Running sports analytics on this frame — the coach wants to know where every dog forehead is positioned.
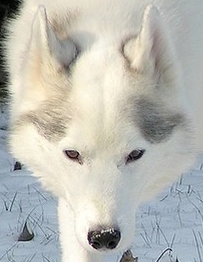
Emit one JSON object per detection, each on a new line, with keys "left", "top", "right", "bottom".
{"left": 67, "top": 67, "right": 137, "bottom": 150}
{"left": 64, "top": 117, "right": 138, "bottom": 156}
{"left": 70, "top": 48, "right": 131, "bottom": 119}
{"left": 72, "top": 45, "right": 126, "bottom": 86}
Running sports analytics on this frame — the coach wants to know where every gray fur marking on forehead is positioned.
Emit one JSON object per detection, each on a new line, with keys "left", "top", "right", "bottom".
{"left": 16, "top": 98, "right": 71, "bottom": 142}
{"left": 136, "top": 97, "right": 185, "bottom": 143}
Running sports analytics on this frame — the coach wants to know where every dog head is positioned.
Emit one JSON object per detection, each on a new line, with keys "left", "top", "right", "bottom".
{"left": 9, "top": 5, "right": 196, "bottom": 253}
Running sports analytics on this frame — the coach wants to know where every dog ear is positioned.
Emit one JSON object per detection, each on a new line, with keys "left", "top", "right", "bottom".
{"left": 123, "top": 5, "right": 175, "bottom": 77}
{"left": 27, "top": 5, "right": 77, "bottom": 73}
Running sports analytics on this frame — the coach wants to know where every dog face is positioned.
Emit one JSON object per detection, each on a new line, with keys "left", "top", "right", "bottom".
{"left": 9, "top": 5, "right": 196, "bottom": 253}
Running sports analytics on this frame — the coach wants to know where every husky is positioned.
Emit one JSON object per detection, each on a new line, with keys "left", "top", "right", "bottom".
{"left": 4, "top": 0, "right": 203, "bottom": 261}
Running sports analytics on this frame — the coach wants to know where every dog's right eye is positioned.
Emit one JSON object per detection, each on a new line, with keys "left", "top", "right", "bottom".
{"left": 64, "top": 150, "right": 82, "bottom": 164}
{"left": 125, "top": 149, "right": 145, "bottom": 164}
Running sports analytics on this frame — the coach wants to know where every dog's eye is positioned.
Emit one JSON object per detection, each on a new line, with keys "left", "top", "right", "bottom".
{"left": 126, "top": 149, "right": 145, "bottom": 164}
{"left": 64, "top": 150, "right": 82, "bottom": 164}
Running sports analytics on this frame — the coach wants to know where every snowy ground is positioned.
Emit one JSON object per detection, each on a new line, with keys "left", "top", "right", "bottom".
{"left": 1, "top": 104, "right": 203, "bottom": 262}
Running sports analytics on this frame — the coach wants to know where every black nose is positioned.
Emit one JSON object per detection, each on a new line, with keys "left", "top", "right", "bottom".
{"left": 87, "top": 227, "right": 121, "bottom": 250}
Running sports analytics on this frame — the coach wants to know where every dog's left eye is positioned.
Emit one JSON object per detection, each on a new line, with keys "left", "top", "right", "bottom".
{"left": 126, "top": 149, "right": 145, "bottom": 164}
{"left": 64, "top": 150, "right": 82, "bottom": 164}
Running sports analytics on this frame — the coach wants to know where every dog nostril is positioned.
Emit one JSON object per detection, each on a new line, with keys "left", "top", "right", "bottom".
{"left": 107, "top": 240, "right": 118, "bottom": 249}
{"left": 91, "top": 240, "right": 102, "bottom": 249}
{"left": 87, "top": 227, "right": 121, "bottom": 250}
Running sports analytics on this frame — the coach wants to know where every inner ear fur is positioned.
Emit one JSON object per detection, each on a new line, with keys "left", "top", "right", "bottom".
{"left": 122, "top": 4, "right": 177, "bottom": 78}
{"left": 26, "top": 5, "right": 78, "bottom": 76}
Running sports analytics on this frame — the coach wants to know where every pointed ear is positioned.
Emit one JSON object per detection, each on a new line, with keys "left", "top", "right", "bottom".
{"left": 27, "top": 5, "right": 77, "bottom": 73}
{"left": 123, "top": 5, "right": 175, "bottom": 76}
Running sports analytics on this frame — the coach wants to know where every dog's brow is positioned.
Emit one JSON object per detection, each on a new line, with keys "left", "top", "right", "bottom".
{"left": 16, "top": 99, "right": 71, "bottom": 141}
{"left": 136, "top": 98, "right": 185, "bottom": 143}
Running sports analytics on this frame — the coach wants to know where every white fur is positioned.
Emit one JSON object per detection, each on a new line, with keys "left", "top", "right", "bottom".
{"left": 5, "top": 0, "right": 203, "bottom": 261}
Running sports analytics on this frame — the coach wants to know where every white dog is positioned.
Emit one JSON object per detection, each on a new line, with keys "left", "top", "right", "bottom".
{"left": 5, "top": 0, "right": 203, "bottom": 261}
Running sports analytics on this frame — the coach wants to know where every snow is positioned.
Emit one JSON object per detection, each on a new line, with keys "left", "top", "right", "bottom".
{"left": 1, "top": 104, "right": 203, "bottom": 262}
